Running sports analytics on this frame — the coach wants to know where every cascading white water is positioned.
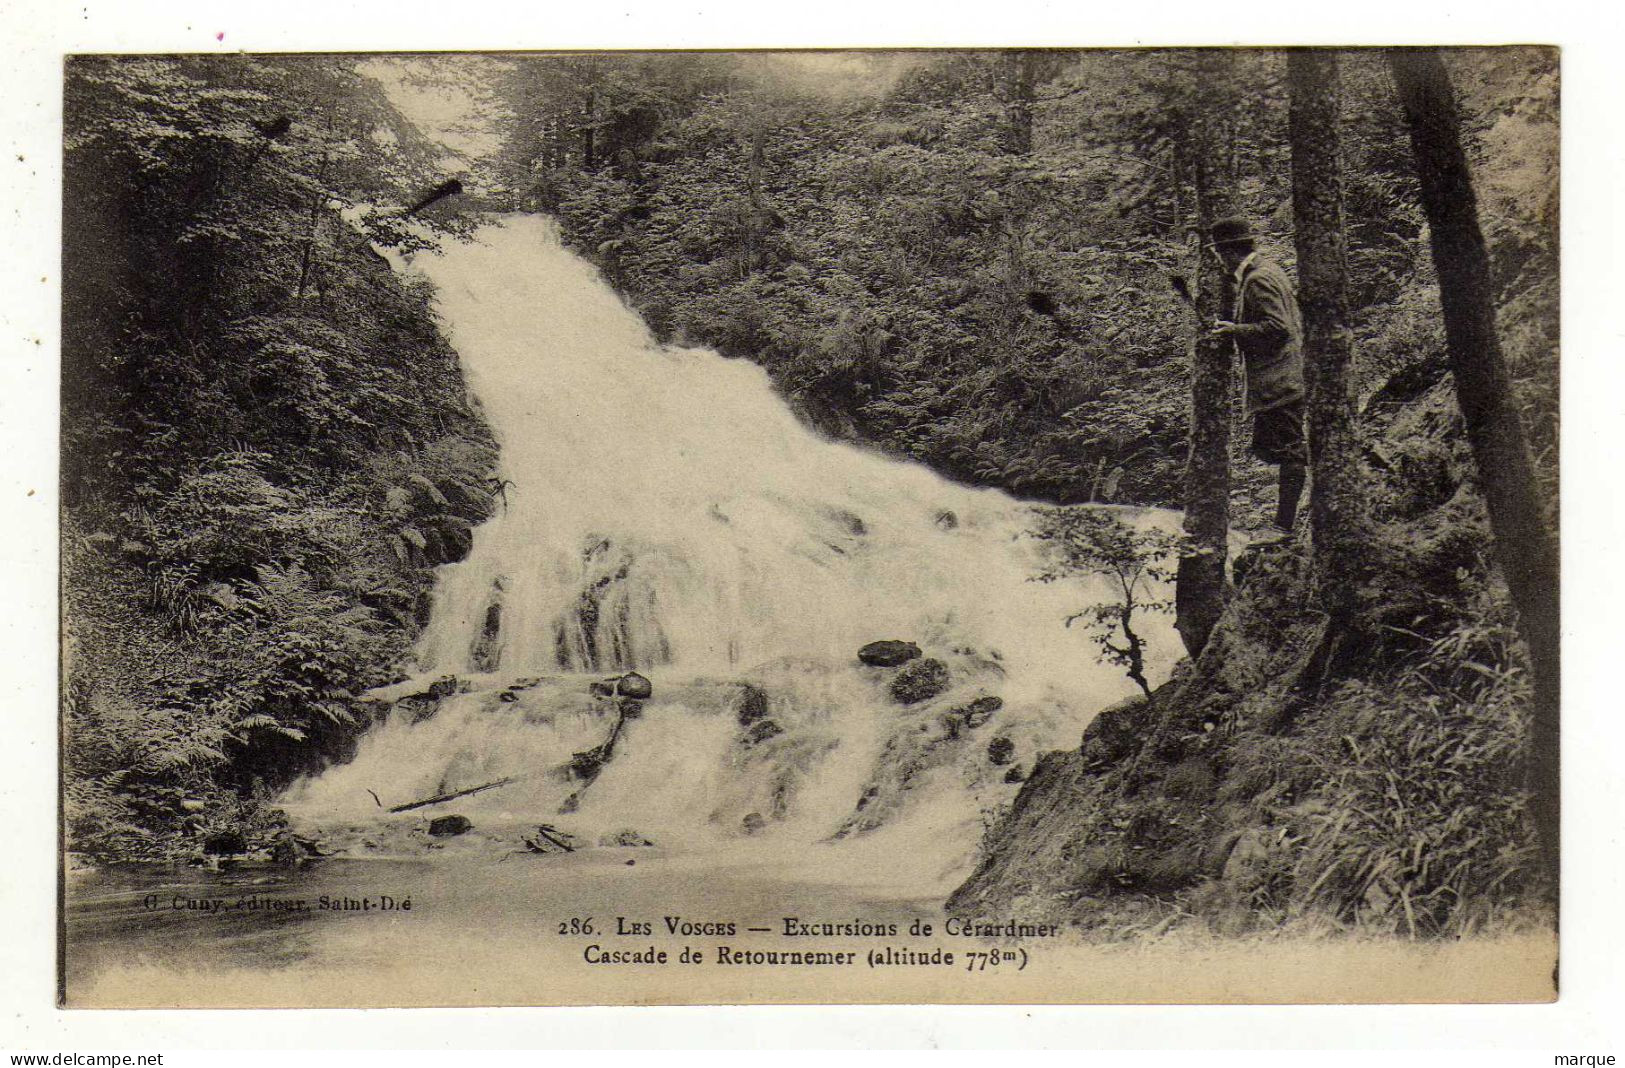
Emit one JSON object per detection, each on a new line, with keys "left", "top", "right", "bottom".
{"left": 285, "top": 214, "right": 1182, "bottom": 889}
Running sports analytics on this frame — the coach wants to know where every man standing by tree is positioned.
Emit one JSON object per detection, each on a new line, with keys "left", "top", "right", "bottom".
{"left": 1206, "top": 216, "right": 1308, "bottom": 537}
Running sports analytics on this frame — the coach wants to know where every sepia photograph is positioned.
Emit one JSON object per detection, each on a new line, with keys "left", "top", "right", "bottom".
{"left": 55, "top": 44, "right": 1561, "bottom": 1009}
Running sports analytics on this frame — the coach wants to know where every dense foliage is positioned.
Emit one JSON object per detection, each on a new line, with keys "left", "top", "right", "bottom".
{"left": 62, "top": 56, "right": 495, "bottom": 859}
{"left": 475, "top": 49, "right": 1556, "bottom": 517}
{"left": 950, "top": 371, "right": 1552, "bottom": 937}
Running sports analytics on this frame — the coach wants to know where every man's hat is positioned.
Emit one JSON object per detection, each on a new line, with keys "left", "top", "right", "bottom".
{"left": 1208, "top": 216, "right": 1254, "bottom": 247}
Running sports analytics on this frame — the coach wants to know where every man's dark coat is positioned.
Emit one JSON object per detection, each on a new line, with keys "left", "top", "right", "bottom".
{"left": 1230, "top": 253, "right": 1306, "bottom": 415}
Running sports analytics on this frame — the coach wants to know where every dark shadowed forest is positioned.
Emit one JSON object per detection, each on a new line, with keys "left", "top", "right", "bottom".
{"left": 62, "top": 57, "right": 498, "bottom": 858}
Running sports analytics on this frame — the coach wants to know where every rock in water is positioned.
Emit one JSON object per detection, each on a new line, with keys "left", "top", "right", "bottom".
{"left": 428, "top": 815, "right": 473, "bottom": 837}
{"left": 744, "top": 719, "right": 784, "bottom": 745}
{"left": 570, "top": 748, "right": 607, "bottom": 781}
{"left": 735, "top": 683, "right": 770, "bottom": 725}
{"left": 616, "top": 672, "right": 653, "bottom": 699}
{"left": 889, "top": 657, "right": 951, "bottom": 704}
{"left": 858, "top": 640, "right": 921, "bottom": 667}
{"left": 987, "top": 736, "right": 1015, "bottom": 766}
{"left": 741, "top": 812, "right": 767, "bottom": 835}
{"left": 957, "top": 694, "right": 1003, "bottom": 728}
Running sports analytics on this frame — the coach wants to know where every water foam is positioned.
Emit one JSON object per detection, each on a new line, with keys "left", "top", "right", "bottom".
{"left": 284, "top": 215, "right": 1182, "bottom": 888}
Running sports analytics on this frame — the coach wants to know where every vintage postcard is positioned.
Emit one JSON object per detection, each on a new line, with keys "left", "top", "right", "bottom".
{"left": 58, "top": 46, "right": 1559, "bottom": 1007}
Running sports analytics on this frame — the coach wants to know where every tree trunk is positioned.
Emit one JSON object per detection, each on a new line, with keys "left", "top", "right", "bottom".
{"left": 742, "top": 120, "right": 771, "bottom": 277}
{"left": 1288, "top": 50, "right": 1372, "bottom": 617}
{"left": 999, "top": 50, "right": 1038, "bottom": 155}
{"left": 581, "top": 87, "right": 597, "bottom": 171}
{"left": 1174, "top": 51, "right": 1240, "bottom": 659}
{"left": 295, "top": 151, "right": 330, "bottom": 300}
{"left": 1389, "top": 48, "right": 1561, "bottom": 894}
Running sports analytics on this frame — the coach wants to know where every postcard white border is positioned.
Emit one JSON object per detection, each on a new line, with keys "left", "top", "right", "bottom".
{"left": 4, "top": 0, "right": 1622, "bottom": 1051}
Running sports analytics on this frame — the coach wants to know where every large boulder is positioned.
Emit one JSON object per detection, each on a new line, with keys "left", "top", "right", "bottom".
{"left": 427, "top": 815, "right": 473, "bottom": 837}
{"left": 889, "top": 657, "right": 951, "bottom": 705}
{"left": 858, "top": 640, "right": 921, "bottom": 667}
{"left": 616, "top": 672, "right": 653, "bottom": 699}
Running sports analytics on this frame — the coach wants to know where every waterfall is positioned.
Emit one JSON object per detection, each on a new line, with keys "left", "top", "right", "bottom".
{"left": 284, "top": 215, "right": 1182, "bottom": 882}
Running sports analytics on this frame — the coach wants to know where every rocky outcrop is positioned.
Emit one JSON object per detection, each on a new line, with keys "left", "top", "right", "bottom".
{"left": 949, "top": 380, "right": 1549, "bottom": 939}
{"left": 858, "top": 640, "right": 921, "bottom": 667}
{"left": 889, "top": 657, "right": 951, "bottom": 704}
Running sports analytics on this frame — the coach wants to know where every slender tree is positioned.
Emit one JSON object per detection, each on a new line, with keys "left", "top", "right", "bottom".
{"left": 1175, "top": 50, "right": 1240, "bottom": 658}
{"left": 1288, "top": 50, "right": 1372, "bottom": 616}
{"left": 1388, "top": 48, "right": 1560, "bottom": 890}
{"left": 998, "top": 50, "right": 1055, "bottom": 156}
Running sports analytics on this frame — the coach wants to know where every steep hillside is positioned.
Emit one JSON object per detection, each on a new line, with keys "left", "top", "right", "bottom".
{"left": 61, "top": 57, "right": 497, "bottom": 861}
{"left": 948, "top": 361, "right": 1548, "bottom": 937}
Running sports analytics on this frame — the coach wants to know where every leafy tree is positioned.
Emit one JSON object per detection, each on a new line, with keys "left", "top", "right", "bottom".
{"left": 1031, "top": 509, "right": 1177, "bottom": 697}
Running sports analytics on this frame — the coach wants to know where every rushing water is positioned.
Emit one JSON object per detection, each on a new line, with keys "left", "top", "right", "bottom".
{"left": 66, "top": 215, "right": 1186, "bottom": 1004}
{"left": 281, "top": 213, "right": 1183, "bottom": 873}
{"left": 408, "top": 215, "right": 1164, "bottom": 685}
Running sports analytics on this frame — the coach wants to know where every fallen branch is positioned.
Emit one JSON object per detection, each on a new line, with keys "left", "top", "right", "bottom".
{"left": 387, "top": 776, "right": 519, "bottom": 813}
